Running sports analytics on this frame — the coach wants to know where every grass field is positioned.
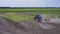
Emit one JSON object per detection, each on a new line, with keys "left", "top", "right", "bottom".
{"left": 0, "top": 8, "right": 60, "bottom": 21}
{"left": 0, "top": 8, "right": 60, "bottom": 13}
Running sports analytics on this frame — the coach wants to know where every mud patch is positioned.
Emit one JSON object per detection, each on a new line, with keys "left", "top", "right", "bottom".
{"left": 38, "top": 23, "right": 55, "bottom": 30}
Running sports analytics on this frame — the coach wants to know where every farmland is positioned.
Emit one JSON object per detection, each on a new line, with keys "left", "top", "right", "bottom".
{"left": 0, "top": 8, "right": 60, "bottom": 13}
{"left": 0, "top": 8, "right": 60, "bottom": 21}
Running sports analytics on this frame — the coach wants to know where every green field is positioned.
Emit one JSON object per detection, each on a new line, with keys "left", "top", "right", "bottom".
{"left": 0, "top": 8, "right": 60, "bottom": 14}
{"left": 0, "top": 8, "right": 60, "bottom": 21}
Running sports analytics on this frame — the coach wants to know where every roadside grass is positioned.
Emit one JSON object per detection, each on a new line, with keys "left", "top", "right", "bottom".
{"left": 1, "top": 13, "right": 34, "bottom": 21}
{"left": 1, "top": 12, "right": 60, "bottom": 21}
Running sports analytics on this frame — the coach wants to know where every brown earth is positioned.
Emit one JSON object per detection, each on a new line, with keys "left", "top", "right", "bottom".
{"left": 0, "top": 16, "right": 60, "bottom": 34}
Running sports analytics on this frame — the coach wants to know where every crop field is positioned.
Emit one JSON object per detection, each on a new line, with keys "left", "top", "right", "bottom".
{"left": 0, "top": 8, "right": 60, "bottom": 13}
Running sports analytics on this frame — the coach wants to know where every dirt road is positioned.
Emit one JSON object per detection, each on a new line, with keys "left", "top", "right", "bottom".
{"left": 0, "top": 16, "right": 60, "bottom": 34}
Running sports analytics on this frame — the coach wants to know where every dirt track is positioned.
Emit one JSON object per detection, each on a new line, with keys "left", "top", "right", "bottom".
{"left": 0, "top": 16, "right": 60, "bottom": 34}
{"left": 0, "top": 16, "right": 40, "bottom": 34}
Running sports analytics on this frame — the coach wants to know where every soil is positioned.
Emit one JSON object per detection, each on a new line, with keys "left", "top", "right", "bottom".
{"left": 0, "top": 16, "right": 60, "bottom": 34}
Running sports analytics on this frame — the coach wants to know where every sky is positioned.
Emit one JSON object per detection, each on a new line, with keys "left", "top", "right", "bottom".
{"left": 0, "top": 0, "right": 60, "bottom": 7}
